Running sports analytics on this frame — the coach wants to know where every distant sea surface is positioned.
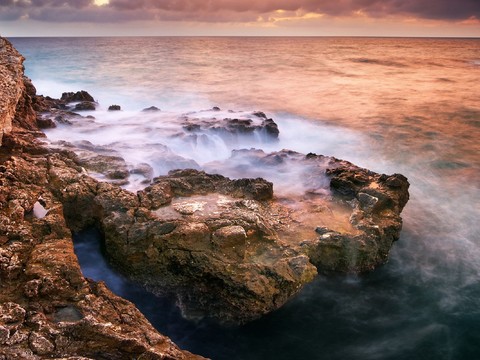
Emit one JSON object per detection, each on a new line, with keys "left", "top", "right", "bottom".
{"left": 11, "top": 37, "right": 480, "bottom": 360}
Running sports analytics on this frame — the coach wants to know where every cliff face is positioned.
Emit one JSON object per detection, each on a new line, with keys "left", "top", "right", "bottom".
{"left": 0, "top": 37, "right": 204, "bottom": 360}
{"left": 0, "top": 38, "right": 37, "bottom": 147}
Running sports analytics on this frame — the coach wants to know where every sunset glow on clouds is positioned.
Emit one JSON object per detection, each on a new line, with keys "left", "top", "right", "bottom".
{"left": 1, "top": 0, "right": 479, "bottom": 36}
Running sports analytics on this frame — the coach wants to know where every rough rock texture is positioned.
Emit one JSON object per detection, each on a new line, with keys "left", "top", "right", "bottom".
{"left": 61, "top": 91, "right": 95, "bottom": 103}
{"left": 0, "top": 38, "right": 38, "bottom": 146}
{"left": 51, "top": 167, "right": 316, "bottom": 324}
{"left": 49, "top": 150, "right": 408, "bottom": 323}
{"left": 212, "top": 149, "right": 410, "bottom": 273}
{"left": 0, "top": 37, "right": 204, "bottom": 360}
{"left": 181, "top": 109, "right": 279, "bottom": 141}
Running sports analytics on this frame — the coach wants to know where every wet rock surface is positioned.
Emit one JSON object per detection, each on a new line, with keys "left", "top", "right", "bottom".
{"left": 50, "top": 152, "right": 408, "bottom": 323}
{"left": 181, "top": 108, "right": 279, "bottom": 142}
{"left": 209, "top": 149, "right": 410, "bottom": 273}
{"left": 1, "top": 37, "right": 204, "bottom": 360}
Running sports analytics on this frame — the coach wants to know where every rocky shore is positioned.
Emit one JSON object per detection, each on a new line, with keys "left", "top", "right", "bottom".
{"left": 1, "top": 36, "right": 409, "bottom": 357}
{"left": 1, "top": 37, "right": 203, "bottom": 360}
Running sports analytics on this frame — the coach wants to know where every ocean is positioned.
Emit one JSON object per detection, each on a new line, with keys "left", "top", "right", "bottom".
{"left": 10, "top": 37, "right": 480, "bottom": 359}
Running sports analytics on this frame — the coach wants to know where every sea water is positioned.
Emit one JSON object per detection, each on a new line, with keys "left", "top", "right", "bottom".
{"left": 10, "top": 37, "right": 480, "bottom": 360}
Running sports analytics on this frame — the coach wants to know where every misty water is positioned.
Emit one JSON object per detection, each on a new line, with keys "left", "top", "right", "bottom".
{"left": 11, "top": 37, "right": 480, "bottom": 359}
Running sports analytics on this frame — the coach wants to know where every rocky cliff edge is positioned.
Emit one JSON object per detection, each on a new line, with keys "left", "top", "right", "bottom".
{"left": 0, "top": 36, "right": 204, "bottom": 360}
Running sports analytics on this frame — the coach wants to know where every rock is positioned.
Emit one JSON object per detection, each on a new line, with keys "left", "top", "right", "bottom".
{"left": 53, "top": 167, "right": 315, "bottom": 324}
{"left": 33, "top": 95, "right": 61, "bottom": 112}
{"left": 208, "top": 148, "right": 409, "bottom": 273}
{"left": 0, "top": 36, "right": 204, "bottom": 360}
{"left": 142, "top": 106, "right": 161, "bottom": 112}
{"left": 61, "top": 91, "right": 95, "bottom": 103}
{"left": 108, "top": 105, "right": 121, "bottom": 111}
{"left": 74, "top": 102, "right": 96, "bottom": 111}
{"left": 0, "top": 38, "right": 38, "bottom": 146}
{"left": 180, "top": 109, "right": 280, "bottom": 142}
{"left": 130, "top": 162, "right": 154, "bottom": 181}
{"left": 29, "top": 332, "right": 55, "bottom": 355}
{"left": 36, "top": 117, "right": 56, "bottom": 129}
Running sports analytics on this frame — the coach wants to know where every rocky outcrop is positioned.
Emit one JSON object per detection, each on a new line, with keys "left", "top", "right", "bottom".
{"left": 0, "top": 37, "right": 204, "bottom": 359}
{"left": 0, "top": 38, "right": 38, "bottom": 146}
{"left": 213, "top": 149, "right": 410, "bottom": 273}
{"left": 49, "top": 165, "right": 316, "bottom": 324}
{"left": 48, "top": 149, "right": 408, "bottom": 323}
{"left": 181, "top": 109, "right": 279, "bottom": 141}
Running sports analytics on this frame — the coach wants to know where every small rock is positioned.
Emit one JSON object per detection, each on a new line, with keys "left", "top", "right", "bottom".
{"left": 142, "top": 106, "right": 161, "bottom": 112}
{"left": 74, "top": 102, "right": 96, "bottom": 111}
{"left": 0, "top": 302, "right": 26, "bottom": 324}
{"left": 0, "top": 325, "right": 9, "bottom": 344}
{"left": 61, "top": 90, "right": 94, "bottom": 103}
{"left": 36, "top": 117, "right": 56, "bottom": 129}
{"left": 29, "top": 332, "right": 55, "bottom": 355}
{"left": 108, "top": 105, "right": 121, "bottom": 111}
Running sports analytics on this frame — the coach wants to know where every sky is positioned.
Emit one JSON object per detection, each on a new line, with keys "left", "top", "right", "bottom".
{"left": 0, "top": 0, "right": 479, "bottom": 37}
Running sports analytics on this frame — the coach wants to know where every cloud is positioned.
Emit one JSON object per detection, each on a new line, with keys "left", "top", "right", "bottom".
{"left": 0, "top": 0, "right": 479, "bottom": 23}
{"left": 106, "top": 0, "right": 480, "bottom": 21}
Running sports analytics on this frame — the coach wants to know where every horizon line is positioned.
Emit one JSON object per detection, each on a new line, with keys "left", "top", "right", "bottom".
{"left": 5, "top": 35, "right": 480, "bottom": 39}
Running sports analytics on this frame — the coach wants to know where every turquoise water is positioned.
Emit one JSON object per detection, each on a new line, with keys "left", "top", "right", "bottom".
{"left": 11, "top": 37, "right": 480, "bottom": 359}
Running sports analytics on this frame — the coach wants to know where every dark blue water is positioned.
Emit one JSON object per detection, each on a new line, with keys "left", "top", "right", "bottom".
{"left": 74, "top": 226, "right": 480, "bottom": 360}
{"left": 12, "top": 37, "right": 480, "bottom": 360}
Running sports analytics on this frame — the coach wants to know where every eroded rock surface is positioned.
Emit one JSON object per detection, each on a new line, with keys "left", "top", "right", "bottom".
{"left": 0, "top": 37, "right": 37, "bottom": 146}
{"left": 50, "top": 150, "right": 408, "bottom": 323}
{"left": 51, "top": 166, "right": 317, "bottom": 324}
{"left": 207, "top": 148, "right": 410, "bottom": 273}
{"left": 1, "top": 37, "right": 204, "bottom": 360}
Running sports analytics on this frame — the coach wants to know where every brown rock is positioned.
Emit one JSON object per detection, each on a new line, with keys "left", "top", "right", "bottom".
{"left": 61, "top": 91, "right": 95, "bottom": 103}
{"left": 0, "top": 36, "right": 205, "bottom": 360}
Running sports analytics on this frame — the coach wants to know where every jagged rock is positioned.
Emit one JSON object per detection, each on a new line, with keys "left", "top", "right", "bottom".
{"left": 180, "top": 109, "right": 279, "bottom": 142}
{"left": 0, "top": 38, "right": 38, "bottom": 146}
{"left": 214, "top": 149, "right": 410, "bottom": 273}
{"left": 50, "top": 165, "right": 317, "bottom": 324}
{"left": 33, "top": 95, "right": 61, "bottom": 112}
{"left": 53, "top": 152, "right": 408, "bottom": 323}
{"left": 61, "top": 91, "right": 95, "bottom": 103}
{"left": 0, "top": 36, "right": 204, "bottom": 360}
